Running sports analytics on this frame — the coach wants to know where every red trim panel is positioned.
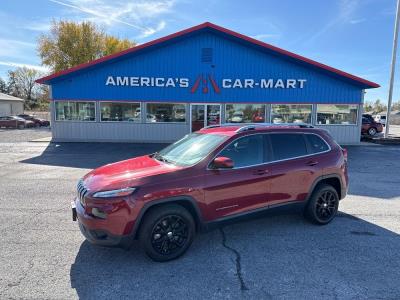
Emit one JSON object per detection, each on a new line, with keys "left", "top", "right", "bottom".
{"left": 36, "top": 22, "right": 379, "bottom": 89}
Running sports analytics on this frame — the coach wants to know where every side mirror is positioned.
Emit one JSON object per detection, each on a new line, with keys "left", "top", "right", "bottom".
{"left": 212, "top": 156, "right": 234, "bottom": 169}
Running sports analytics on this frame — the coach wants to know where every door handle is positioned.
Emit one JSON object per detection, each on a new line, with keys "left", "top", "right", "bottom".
{"left": 307, "top": 160, "right": 319, "bottom": 166}
{"left": 253, "top": 169, "right": 269, "bottom": 175}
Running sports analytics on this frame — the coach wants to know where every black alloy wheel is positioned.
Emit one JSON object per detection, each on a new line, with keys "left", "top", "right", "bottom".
{"left": 139, "top": 204, "right": 195, "bottom": 262}
{"left": 304, "top": 184, "right": 339, "bottom": 225}
{"left": 315, "top": 190, "right": 337, "bottom": 221}
{"left": 151, "top": 215, "right": 189, "bottom": 256}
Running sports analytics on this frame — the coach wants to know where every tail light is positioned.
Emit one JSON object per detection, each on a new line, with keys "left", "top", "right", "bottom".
{"left": 341, "top": 148, "right": 348, "bottom": 161}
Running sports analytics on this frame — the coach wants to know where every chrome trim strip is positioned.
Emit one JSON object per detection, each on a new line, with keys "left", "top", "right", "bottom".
{"left": 216, "top": 204, "right": 239, "bottom": 211}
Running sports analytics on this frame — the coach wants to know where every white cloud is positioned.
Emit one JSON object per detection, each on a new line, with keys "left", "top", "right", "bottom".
{"left": 136, "top": 20, "right": 166, "bottom": 39}
{"left": 48, "top": 0, "right": 176, "bottom": 38}
{"left": 250, "top": 33, "right": 281, "bottom": 41}
{"left": 0, "top": 39, "right": 36, "bottom": 60}
{"left": 0, "top": 61, "right": 49, "bottom": 72}
{"left": 306, "top": 0, "right": 364, "bottom": 43}
{"left": 21, "top": 21, "right": 52, "bottom": 32}
{"left": 349, "top": 18, "right": 366, "bottom": 24}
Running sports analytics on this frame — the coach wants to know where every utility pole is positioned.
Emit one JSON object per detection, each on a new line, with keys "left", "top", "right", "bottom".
{"left": 385, "top": 0, "right": 400, "bottom": 138}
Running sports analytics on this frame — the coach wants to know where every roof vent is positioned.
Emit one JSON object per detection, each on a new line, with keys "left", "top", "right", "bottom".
{"left": 201, "top": 48, "right": 213, "bottom": 63}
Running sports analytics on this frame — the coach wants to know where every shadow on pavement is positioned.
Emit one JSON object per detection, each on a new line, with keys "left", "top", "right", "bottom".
{"left": 20, "top": 142, "right": 168, "bottom": 169}
{"left": 346, "top": 145, "right": 400, "bottom": 199}
{"left": 70, "top": 209, "right": 400, "bottom": 299}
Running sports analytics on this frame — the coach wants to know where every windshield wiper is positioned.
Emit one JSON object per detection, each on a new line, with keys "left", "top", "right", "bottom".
{"left": 152, "top": 152, "right": 173, "bottom": 164}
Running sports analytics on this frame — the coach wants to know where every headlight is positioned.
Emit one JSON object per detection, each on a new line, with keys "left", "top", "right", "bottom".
{"left": 92, "top": 187, "right": 136, "bottom": 198}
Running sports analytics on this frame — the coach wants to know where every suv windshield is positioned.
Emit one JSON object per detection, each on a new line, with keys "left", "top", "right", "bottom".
{"left": 155, "top": 133, "right": 227, "bottom": 166}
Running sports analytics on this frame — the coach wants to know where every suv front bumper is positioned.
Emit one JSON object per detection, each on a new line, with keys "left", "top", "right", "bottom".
{"left": 72, "top": 197, "right": 135, "bottom": 247}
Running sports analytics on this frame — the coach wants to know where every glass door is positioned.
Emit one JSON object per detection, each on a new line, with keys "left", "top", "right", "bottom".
{"left": 190, "top": 104, "right": 221, "bottom": 132}
{"left": 206, "top": 104, "right": 221, "bottom": 127}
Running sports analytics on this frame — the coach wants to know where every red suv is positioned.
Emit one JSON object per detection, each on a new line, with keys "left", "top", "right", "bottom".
{"left": 73, "top": 124, "right": 348, "bottom": 261}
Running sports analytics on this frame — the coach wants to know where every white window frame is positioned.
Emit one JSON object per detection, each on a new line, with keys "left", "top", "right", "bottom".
{"left": 224, "top": 103, "right": 267, "bottom": 124}
{"left": 99, "top": 101, "right": 141, "bottom": 123}
{"left": 54, "top": 100, "right": 97, "bottom": 122}
{"left": 315, "top": 104, "right": 359, "bottom": 126}
{"left": 269, "top": 104, "right": 313, "bottom": 124}
{"left": 146, "top": 102, "right": 188, "bottom": 124}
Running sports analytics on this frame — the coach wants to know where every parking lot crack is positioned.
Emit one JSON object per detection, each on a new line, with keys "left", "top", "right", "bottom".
{"left": 219, "top": 227, "right": 249, "bottom": 291}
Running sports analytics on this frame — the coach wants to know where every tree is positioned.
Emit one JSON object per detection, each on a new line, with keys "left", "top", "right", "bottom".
{"left": 392, "top": 101, "right": 400, "bottom": 111}
{"left": 371, "top": 99, "right": 387, "bottom": 113}
{"left": 363, "top": 100, "right": 373, "bottom": 112}
{"left": 7, "top": 67, "right": 40, "bottom": 100}
{"left": 38, "top": 20, "right": 135, "bottom": 72}
{"left": 0, "top": 77, "right": 7, "bottom": 93}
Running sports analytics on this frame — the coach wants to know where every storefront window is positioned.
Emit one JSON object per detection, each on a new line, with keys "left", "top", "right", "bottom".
{"left": 146, "top": 103, "right": 186, "bottom": 123}
{"left": 271, "top": 104, "right": 312, "bottom": 123}
{"left": 316, "top": 104, "right": 358, "bottom": 125}
{"left": 225, "top": 104, "right": 266, "bottom": 123}
{"left": 100, "top": 102, "right": 140, "bottom": 122}
{"left": 55, "top": 101, "right": 95, "bottom": 121}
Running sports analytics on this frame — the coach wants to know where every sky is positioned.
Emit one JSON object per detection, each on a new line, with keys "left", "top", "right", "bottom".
{"left": 0, "top": 0, "right": 398, "bottom": 103}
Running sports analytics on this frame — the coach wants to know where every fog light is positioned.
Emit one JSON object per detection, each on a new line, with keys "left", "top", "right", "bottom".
{"left": 92, "top": 208, "right": 107, "bottom": 219}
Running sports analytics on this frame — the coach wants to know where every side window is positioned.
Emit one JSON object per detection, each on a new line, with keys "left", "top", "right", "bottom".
{"left": 270, "top": 134, "right": 307, "bottom": 161}
{"left": 219, "top": 135, "right": 264, "bottom": 168}
{"left": 306, "top": 134, "right": 330, "bottom": 154}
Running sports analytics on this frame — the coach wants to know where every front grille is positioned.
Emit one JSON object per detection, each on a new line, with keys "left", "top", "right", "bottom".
{"left": 77, "top": 179, "right": 89, "bottom": 206}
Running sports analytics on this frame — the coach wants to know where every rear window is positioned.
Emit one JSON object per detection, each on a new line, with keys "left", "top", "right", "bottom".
{"left": 306, "top": 134, "right": 330, "bottom": 153}
{"left": 270, "top": 134, "right": 307, "bottom": 161}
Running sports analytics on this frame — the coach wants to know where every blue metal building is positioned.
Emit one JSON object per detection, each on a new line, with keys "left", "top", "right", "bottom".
{"left": 37, "top": 22, "right": 379, "bottom": 144}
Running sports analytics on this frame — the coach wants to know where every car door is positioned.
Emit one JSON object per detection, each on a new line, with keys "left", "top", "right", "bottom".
{"left": 265, "top": 133, "right": 322, "bottom": 206}
{"left": 203, "top": 134, "right": 271, "bottom": 219}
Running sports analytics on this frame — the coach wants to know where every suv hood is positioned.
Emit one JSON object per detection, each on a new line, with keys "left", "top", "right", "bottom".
{"left": 83, "top": 155, "right": 182, "bottom": 192}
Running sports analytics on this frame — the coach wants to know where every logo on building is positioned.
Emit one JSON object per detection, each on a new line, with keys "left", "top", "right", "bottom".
{"left": 190, "top": 74, "right": 220, "bottom": 94}
{"left": 105, "top": 75, "right": 307, "bottom": 91}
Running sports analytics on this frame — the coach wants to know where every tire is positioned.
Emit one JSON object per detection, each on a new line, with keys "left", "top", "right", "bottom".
{"left": 368, "top": 127, "right": 377, "bottom": 136}
{"left": 35, "top": 123, "right": 40, "bottom": 128}
{"left": 304, "top": 184, "right": 339, "bottom": 225}
{"left": 139, "top": 204, "right": 195, "bottom": 262}
{"left": 18, "top": 124, "right": 25, "bottom": 130}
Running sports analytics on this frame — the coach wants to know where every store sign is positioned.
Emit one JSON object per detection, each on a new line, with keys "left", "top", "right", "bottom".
{"left": 105, "top": 75, "right": 307, "bottom": 94}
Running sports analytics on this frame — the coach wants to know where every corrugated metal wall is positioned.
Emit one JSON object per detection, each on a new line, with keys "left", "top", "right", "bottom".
{"left": 51, "top": 31, "right": 363, "bottom": 104}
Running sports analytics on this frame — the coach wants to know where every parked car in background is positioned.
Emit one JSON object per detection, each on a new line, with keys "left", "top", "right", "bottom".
{"left": 230, "top": 111, "right": 244, "bottom": 123}
{"left": 17, "top": 114, "right": 50, "bottom": 127}
{"left": 374, "top": 114, "right": 386, "bottom": 126}
{"left": 0, "top": 116, "right": 35, "bottom": 129}
{"left": 73, "top": 123, "right": 348, "bottom": 262}
{"left": 252, "top": 111, "right": 265, "bottom": 123}
{"left": 362, "top": 116, "right": 383, "bottom": 136}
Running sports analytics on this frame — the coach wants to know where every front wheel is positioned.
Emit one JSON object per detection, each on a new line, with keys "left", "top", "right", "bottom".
{"left": 304, "top": 184, "right": 339, "bottom": 225}
{"left": 139, "top": 204, "right": 195, "bottom": 262}
{"left": 368, "top": 127, "right": 377, "bottom": 136}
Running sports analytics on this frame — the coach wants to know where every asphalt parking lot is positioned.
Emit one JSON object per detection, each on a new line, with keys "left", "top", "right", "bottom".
{"left": 0, "top": 129, "right": 400, "bottom": 299}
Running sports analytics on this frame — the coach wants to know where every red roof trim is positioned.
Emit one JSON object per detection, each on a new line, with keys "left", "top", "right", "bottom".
{"left": 36, "top": 22, "right": 380, "bottom": 88}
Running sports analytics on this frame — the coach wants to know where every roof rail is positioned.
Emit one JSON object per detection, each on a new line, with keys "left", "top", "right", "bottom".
{"left": 201, "top": 122, "right": 313, "bottom": 132}
{"left": 235, "top": 122, "right": 314, "bottom": 133}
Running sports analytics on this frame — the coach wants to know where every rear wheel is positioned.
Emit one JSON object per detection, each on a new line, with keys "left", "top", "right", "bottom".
{"left": 368, "top": 127, "right": 377, "bottom": 136}
{"left": 139, "top": 204, "right": 195, "bottom": 262}
{"left": 304, "top": 184, "right": 339, "bottom": 225}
